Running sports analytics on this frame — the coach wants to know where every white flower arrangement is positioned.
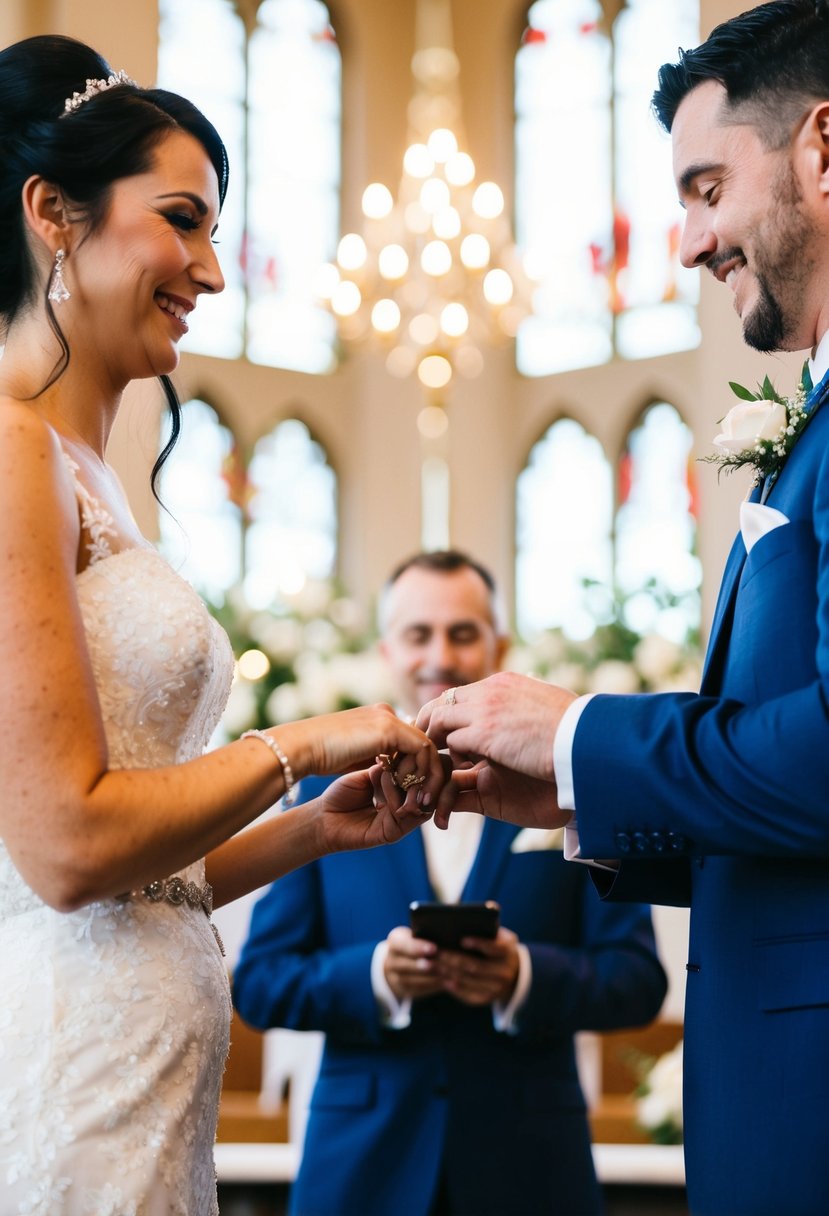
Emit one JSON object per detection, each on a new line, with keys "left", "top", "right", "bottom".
{"left": 508, "top": 585, "right": 702, "bottom": 697}
{"left": 634, "top": 1040, "right": 684, "bottom": 1145}
{"left": 209, "top": 581, "right": 393, "bottom": 738}
{"left": 211, "top": 579, "right": 703, "bottom": 743}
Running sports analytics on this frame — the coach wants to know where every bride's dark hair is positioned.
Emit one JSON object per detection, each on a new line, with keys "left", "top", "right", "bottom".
{"left": 0, "top": 34, "right": 229, "bottom": 499}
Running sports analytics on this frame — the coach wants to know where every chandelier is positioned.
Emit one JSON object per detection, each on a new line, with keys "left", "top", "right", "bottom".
{"left": 317, "top": 0, "right": 532, "bottom": 440}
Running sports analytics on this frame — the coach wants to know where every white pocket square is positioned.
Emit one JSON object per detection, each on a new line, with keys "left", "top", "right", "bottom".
{"left": 510, "top": 827, "right": 566, "bottom": 853}
{"left": 740, "top": 501, "right": 789, "bottom": 555}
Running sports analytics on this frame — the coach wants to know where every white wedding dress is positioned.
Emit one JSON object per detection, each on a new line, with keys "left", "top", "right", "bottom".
{"left": 0, "top": 455, "right": 235, "bottom": 1215}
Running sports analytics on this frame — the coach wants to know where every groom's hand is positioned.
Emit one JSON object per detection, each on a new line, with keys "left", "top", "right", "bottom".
{"left": 416, "top": 671, "right": 577, "bottom": 781}
{"left": 433, "top": 760, "right": 571, "bottom": 831}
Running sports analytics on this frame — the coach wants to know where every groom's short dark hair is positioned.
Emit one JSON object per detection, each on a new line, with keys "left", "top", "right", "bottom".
{"left": 653, "top": 1, "right": 829, "bottom": 147}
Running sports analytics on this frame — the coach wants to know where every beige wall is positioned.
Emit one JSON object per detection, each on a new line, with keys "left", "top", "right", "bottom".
{"left": 0, "top": 0, "right": 802, "bottom": 629}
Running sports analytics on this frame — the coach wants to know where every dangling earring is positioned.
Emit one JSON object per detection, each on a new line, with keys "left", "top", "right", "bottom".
{"left": 48, "top": 248, "right": 71, "bottom": 304}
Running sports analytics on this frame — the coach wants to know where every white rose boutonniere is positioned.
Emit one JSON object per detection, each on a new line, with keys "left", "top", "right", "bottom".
{"left": 704, "top": 372, "right": 810, "bottom": 485}
{"left": 713, "top": 398, "right": 787, "bottom": 455}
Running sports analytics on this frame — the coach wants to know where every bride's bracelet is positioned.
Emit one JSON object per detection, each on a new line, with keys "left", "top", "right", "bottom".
{"left": 241, "top": 729, "right": 298, "bottom": 806}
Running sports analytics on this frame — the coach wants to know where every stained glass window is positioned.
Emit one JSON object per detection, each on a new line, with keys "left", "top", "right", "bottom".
{"left": 614, "top": 402, "right": 701, "bottom": 639}
{"left": 515, "top": 0, "right": 699, "bottom": 376}
{"left": 157, "top": 0, "right": 246, "bottom": 359}
{"left": 157, "top": 399, "right": 243, "bottom": 599}
{"left": 157, "top": 0, "right": 341, "bottom": 373}
{"left": 244, "top": 419, "right": 338, "bottom": 608}
{"left": 516, "top": 418, "right": 613, "bottom": 638}
{"left": 157, "top": 408, "right": 337, "bottom": 608}
{"left": 613, "top": 0, "right": 700, "bottom": 359}
{"left": 515, "top": 0, "right": 612, "bottom": 376}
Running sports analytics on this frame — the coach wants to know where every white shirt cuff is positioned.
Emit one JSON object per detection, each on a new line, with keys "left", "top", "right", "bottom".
{"left": 553, "top": 694, "right": 595, "bottom": 810}
{"left": 556, "top": 695, "right": 618, "bottom": 873}
{"left": 371, "top": 940, "right": 412, "bottom": 1029}
{"left": 492, "top": 943, "right": 532, "bottom": 1033}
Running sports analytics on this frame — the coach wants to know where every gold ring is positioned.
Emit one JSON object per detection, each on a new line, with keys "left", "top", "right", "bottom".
{"left": 443, "top": 687, "right": 457, "bottom": 706}
{"left": 397, "top": 772, "right": 426, "bottom": 790}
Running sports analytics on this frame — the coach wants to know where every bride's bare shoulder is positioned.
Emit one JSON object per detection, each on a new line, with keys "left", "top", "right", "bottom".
{"left": 0, "top": 400, "right": 77, "bottom": 513}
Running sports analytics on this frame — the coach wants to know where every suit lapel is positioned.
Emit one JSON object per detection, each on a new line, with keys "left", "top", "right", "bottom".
{"left": 700, "top": 529, "right": 748, "bottom": 692}
{"left": 461, "top": 820, "right": 519, "bottom": 901}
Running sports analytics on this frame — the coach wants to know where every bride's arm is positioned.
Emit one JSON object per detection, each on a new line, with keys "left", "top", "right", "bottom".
{"left": 205, "top": 768, "right": 425, "bottom": 908}
{"left": 0, "top": 409, "right": 441, "bottom": 911}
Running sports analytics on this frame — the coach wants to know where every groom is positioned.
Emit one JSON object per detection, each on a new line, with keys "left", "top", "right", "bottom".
{"left": 419, "top": 4, "right": 829, "bottom": 1214}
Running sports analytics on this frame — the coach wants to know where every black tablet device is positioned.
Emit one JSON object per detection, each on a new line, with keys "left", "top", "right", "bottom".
{"left": 409, "top": 900, "right": 501, "bottom": 950}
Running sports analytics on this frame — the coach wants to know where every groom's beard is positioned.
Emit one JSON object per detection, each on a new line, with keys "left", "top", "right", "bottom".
{"left": 742, "top": 161, "right": 818, "bottom": 352}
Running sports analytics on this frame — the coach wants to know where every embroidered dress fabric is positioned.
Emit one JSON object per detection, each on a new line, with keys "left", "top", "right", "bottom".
{"left": 0, "top": 454, "right": 235, "bottom": 1215}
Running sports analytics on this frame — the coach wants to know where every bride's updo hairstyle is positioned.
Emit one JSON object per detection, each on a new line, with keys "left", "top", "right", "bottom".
{"left": 0, "top": 34, "right": 229, "bottom": 495}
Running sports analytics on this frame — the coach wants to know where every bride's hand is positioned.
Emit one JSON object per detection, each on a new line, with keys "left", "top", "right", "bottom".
{"left": 317, "top": 765, "right": 432, "bottom": 851}
{"left": 281, "top": 704, "right": 445, "bottom": 812}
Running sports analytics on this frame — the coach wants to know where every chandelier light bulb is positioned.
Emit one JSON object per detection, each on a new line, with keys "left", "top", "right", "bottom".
{"left": 331, "top": 279, "right": 362, "bottom": 316}
{"left": 386, "top": 345, "right": 417, "bottom": 378}
{"left": 336, "top": 232, "right": 367, "bottom": 271}
{"left": 409, "top": 313, "right": 440, "bottom": 345}
{"left": 472, "top": 181, "right": 505, "bottom": 219}
{"left": 417, "top": 405, "right": 450, "bottom": 439}
{"left": 418, "top": 354, "right": 453, "bottom": 390}
{"left": 445, "top": 151, "right": 475, "bottom": 186}
{"left": 432, "top": 206, "right": 461, "bottom": 240}
{"left": 404, "top": 201, "right": 432, "bottom": 234}
{"left": 421, "top": 240, "right": 452, "bottom": 276}
{"left": 440, "top": 302, "right": 469, "bottom": 337}
{"left": 483, "top": 268, "right": 514, "bottom": 305}
{"left": 420, "top": 177, "right": 451, "bottom": 214}
{"left": 427, "top": 127, "right": 458, "bottom": 163}
{"left": 361, "top": 182, "right": 394, "bottom": 219}
{"left": 460, "top": 233, "right": 490, "bottom": 270}
{"left": 371, "top": 298, "right": 401, "bottom": 333}
{"left": 378, "top": 244, "right": 409, "bottom": 280}
{"left": 403, "top": 142, "right": 434, "bottom": 178}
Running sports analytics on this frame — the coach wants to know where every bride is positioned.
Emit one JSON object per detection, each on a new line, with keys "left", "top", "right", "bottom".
{"left": 0, "top": 34, "right": 444, "bottom": 1216}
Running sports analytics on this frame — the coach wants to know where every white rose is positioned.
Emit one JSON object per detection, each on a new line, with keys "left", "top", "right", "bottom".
{"left": 713, "top": 399, "right": 787, "bottom": 455}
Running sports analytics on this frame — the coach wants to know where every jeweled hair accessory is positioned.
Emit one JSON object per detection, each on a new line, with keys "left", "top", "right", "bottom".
{"left": 63, "top": 70, "right": 137, "bottom": 115}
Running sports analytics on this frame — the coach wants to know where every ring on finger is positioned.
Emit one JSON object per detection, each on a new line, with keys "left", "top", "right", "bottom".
{"left": 443, "top": 687, "right": 457, "bottom": 706}
{"left": 396, "top": 772, "right": 426, "bottom": 791}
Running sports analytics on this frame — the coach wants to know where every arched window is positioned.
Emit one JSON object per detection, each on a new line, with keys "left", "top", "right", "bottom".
{"left": 157, "top": 409, "right": 338, "bottom": 607}
{"left": 157, "top": 0, "right": 341, "bottom": 374}
{"left": 516, "top": 418, "right": 613, "bottom": 639}
{"left": 157, "top": 398, "right": 243, "bottom": 599}
{"left": 614, "top": 402, "right": 700, "bottom": 639}
{"left": 514, "top": 0, "right": 699, "bottom": 377}
{"left": 244, "top": 419, "right": 338, "bottom": 607}
{"left": 515, "top": 404, "right": 700, "bottom": 644}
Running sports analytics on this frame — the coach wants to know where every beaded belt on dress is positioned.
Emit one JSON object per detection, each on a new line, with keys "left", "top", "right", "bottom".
{"left": 117, "top": 876, "right": 225, "bottom": 955}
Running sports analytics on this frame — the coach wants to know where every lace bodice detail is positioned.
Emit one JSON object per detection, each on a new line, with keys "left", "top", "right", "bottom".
{"left": 0, "top": 454, "right": 235, "bottom": 1214}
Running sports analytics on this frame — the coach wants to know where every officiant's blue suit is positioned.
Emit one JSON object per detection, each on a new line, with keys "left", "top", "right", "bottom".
{"left": 573, "top": 387, "right": 829, "bottom": 1215}
{"left": 233, "top": 779, "right": 666, "bottom": 1216}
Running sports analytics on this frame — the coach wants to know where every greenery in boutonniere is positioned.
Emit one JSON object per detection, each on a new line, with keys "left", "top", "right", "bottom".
{"left": 703, "top": 372, "right": 810, "bottom": 483}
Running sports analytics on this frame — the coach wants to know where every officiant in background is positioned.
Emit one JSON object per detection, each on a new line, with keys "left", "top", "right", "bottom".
{"left": 233, "top": 550, "right": 667, "bottom": 1216}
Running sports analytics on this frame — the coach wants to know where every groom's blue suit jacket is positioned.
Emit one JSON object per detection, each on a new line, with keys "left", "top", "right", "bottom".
{"left": 234, "top": 779, "right": 666, "bottom": 1216}
{"left": 574, "top": 397, "right": 829, "bottom": 1216}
